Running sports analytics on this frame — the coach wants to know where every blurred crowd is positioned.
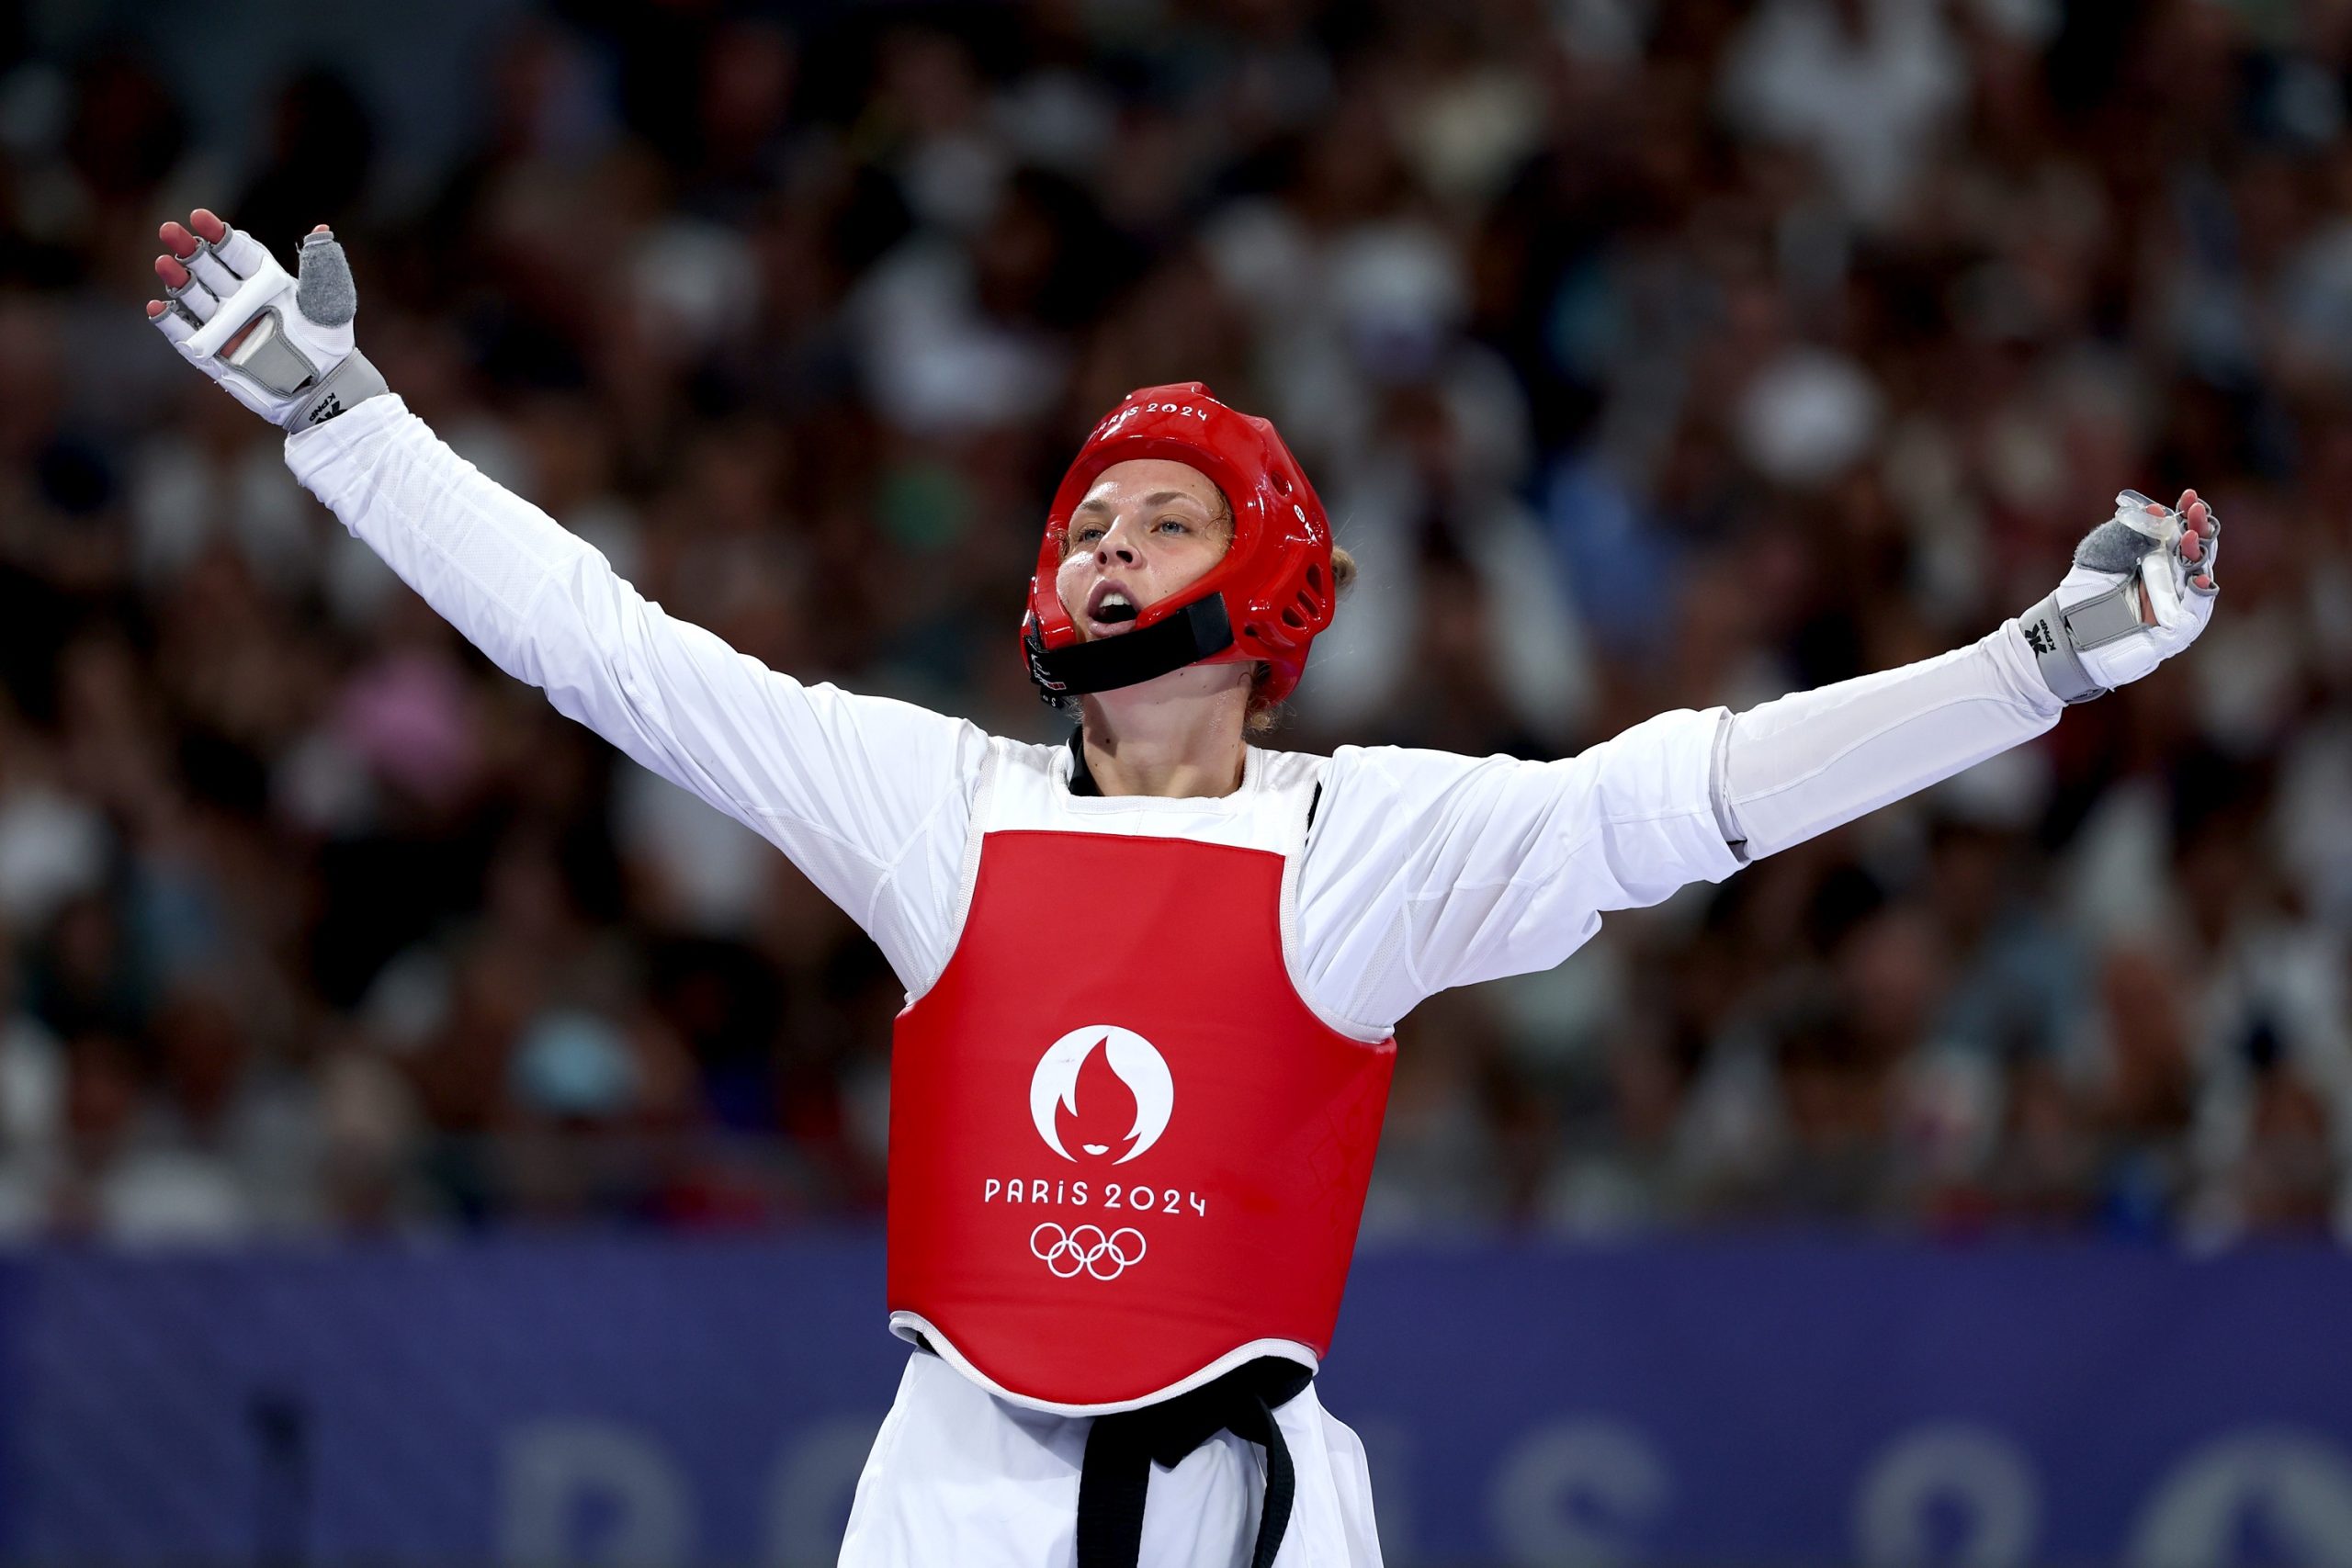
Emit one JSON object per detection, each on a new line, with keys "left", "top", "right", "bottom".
{"left": 0, "top": 0, "right": 2347, "bottom": 1246}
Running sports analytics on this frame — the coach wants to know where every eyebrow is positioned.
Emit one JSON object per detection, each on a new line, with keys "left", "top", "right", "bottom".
{"left": 1073, "top": 490, "right": 1205, "bottom": 514}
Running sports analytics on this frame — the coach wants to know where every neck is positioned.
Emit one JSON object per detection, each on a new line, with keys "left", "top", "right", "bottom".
{"left": 1077, "top": 668, "right": 1251, "bottom": 798}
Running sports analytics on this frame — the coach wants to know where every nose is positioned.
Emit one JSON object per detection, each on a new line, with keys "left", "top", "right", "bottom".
{"left": 1093, "top": 513, "right": 1143, "bottom": 566}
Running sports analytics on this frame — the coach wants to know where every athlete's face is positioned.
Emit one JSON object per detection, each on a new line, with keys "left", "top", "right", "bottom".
{"left": 1056, "top": 459, "right": 1233, "bottom": 642}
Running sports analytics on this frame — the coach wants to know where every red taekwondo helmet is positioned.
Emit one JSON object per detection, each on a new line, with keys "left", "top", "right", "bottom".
{"left": 1023, "top": 382, "right": 1335, "bottom": 705}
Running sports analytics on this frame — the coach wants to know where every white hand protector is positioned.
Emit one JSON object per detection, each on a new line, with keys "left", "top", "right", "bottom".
{"left": 2017, "top": 490, "right": 2220, "bottom": 703}
{"left": 151, "top": 223, "right": 386, "bottom": 430}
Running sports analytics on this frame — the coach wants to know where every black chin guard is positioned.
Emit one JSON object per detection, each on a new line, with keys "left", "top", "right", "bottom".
{"left": 1026, "top": 595, "right": 1235, "bottom": 699}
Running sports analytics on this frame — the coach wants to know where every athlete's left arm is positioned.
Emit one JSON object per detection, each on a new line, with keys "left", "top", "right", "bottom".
{"left": 1292, "top": 491, "right": 2217, "bottom": 1032}
{"left": 1712, "top": 489, "right": 2217, "bottom": 860}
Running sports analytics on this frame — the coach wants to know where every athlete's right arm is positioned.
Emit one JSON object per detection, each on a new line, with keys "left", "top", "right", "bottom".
{"left": 147, "top": 211, "right": 981, "bottom": 979}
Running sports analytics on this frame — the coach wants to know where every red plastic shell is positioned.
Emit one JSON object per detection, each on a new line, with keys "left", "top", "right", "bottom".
{"left": 1023, "top": 383, "right": 1336, "bottom": 704}
{"left": 888, "top": 829, "right": 1396, "bottom": 1409}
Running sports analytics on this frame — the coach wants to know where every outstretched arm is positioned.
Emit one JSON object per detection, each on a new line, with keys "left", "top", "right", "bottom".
{"left": 1297, "top": 491, "right": 2219, "bottom": 1029}
{"left": 146, "top": 209, "right": 980, "bottom": 979}
{"left": 1712, "top": 490, "right": 2219, "bottom": 860}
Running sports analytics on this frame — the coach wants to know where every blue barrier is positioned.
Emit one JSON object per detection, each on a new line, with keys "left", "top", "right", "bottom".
{"left": 4, "top": 1235, "right": 2351, "bottom": 1566}
{"left": 0, "top": 1260, "right": 18, "bottom": 1559}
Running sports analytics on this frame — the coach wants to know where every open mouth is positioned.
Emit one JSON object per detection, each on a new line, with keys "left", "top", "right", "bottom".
{"left": 1086, "top": 583, "right": 1141, "bottom": 632}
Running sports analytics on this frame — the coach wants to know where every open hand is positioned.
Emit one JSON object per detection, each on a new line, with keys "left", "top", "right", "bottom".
{"left": 146, "top": 209, "right": 383, "bottom": 430}
{"left": 2018, "top": 489, "right": 2220, "bottom": 704}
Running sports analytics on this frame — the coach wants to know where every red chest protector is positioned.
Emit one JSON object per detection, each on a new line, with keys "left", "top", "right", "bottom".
{"left": 887, "top": 829, "right": 1396, "bottom": 1414}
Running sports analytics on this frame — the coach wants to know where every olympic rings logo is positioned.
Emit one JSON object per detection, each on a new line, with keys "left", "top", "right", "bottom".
{"left": 1031, "top": 1223, "right": 1147, "bottom": 1280}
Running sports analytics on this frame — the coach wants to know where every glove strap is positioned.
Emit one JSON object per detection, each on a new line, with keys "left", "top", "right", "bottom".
{"left": 2018, "top": 582, "right": 2143, "bottom": 704}
{"left": 224, "top": 308, "right": 317, "bottom": 398}
{"left": 291, "top": 349, "right": 387, "bottom": 429}
{"left": 218, "top": 307, "right": 386, "bottom": 428}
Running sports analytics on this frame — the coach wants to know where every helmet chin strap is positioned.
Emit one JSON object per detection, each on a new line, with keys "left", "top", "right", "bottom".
{"left": 1025, "top": 596, "right": 1235, "bottom": 697}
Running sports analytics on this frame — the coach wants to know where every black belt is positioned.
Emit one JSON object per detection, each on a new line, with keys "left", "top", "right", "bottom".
{"left": 916, "top": 1339, "right": 1312, "bottom": 1568}
{"left": 1078, "top": 1357, "right": 1314, "bottom": 1568}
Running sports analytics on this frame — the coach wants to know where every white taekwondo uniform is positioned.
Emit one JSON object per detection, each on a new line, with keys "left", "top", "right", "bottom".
{"left": 286, "top": 397, "right": 2063, "bottom": 1566}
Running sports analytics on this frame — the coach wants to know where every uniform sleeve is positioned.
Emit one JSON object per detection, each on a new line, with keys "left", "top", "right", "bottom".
{"left": 284, "top": 396, "right": 980, "bottom": 980}
{"left": 1715, "top": 622, "right": 2063, "bottom": 859}
{"left": 1295, "top": 708, "right": 1741, "bottom": 1032}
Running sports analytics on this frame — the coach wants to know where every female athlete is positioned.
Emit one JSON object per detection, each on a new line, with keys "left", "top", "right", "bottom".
{"left": 148, "top": 211, "right": 2218, "bottom": 1568}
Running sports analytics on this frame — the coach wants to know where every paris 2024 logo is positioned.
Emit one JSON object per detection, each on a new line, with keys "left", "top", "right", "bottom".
{"left": 1028, "top": 1025, "right": 1171, "bottom": 1163}
{"left": 983, "top": 1025, "right": 1210, "bottom": 1280}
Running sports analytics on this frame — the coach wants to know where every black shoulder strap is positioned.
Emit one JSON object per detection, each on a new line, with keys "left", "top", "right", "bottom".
{"left": 1066, "top": 729, "right": 1100, "bottom": 796}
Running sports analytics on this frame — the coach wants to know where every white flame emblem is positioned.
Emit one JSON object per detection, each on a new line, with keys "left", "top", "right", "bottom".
{"left": 1028, "top": 1025, "right": 1173, "bottom": 1165}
